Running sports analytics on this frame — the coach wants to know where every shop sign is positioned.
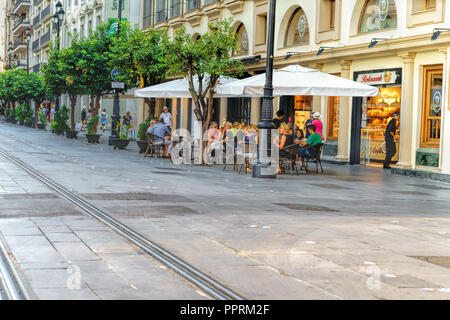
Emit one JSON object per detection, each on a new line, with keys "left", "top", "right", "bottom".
{"left": 356, "top": 70, "right": 399, "bottom": 85}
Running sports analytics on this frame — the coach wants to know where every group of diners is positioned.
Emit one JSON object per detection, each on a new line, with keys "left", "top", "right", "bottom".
{"left": 206, "top": 110, "right": 324, "bottom": 173}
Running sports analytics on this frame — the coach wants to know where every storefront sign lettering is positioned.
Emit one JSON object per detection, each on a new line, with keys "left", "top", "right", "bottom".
{"left": 357, "top": 71, "right": 398, "bottom": 85}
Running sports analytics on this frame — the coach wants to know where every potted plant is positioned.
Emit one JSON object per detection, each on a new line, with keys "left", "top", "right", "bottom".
{"left": 37, "top": 110, "right": 48, "bottom": 130}
{"left": 50, "top": 106, "right": 70, "bottom": 135}
{"left": 15, "top": 104, "right": 25, "bottom": 125}
{"left": 136, "top": 120, "right": 150, "bottom": 153}
{"left": 86, "top": 115, "right": 101, "bottom": 143}
{"left": 113, "top": 123, "right": 133, "bottom": 150}
{"left": 24, "top": 108, "right": 33, "bottom": 127}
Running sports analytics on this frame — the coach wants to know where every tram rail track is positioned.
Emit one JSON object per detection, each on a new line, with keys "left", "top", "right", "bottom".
{"left": 0, "top": 147, "right": 245, "bottom": 300}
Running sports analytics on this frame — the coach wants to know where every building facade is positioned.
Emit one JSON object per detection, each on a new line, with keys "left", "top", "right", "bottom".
{"left": 140, "top": 0, "right": 450, "bottom": 177}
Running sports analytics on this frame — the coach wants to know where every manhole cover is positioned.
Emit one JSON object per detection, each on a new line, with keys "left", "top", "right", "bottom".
{"left": 312, "top": 183, "right": 352, "bottom": 190}
{"left": 274, "top": 203, "right": 340, "bottom": 212}
{"left": 394, "top": 191, "right": 430, "bottom": 196}
{"left": 408, "top": 184, "right": 450, "bottom": 191}
{"left": 410, "top": 256, "right": 450, "bottom": 269}
{"left": 151, "top": 171, "right": 184, "bottom": 176}
{"left": 155, "top": 167, "right": 186, "bottom": 172}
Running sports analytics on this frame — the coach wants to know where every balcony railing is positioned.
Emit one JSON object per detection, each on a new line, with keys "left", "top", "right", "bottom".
{"left": 32, "top": 38, "right": 40, "bottom": 51}
{"left": 33, "top": 14, "right": 40, "bottom": 26}
{"left": 41, "top": 5, "right": 51, "bottom": 21}
{"left": 13, "top": 39, "right": 26, "bottom": 49}
{"left": 14, "top": 0, "right": 31, "bottom": 10}
{"left": 34, "top": 0, "right": 42, "bottom": 5}
{"left": 155, "top": 9, "right": 168, "bottom": 24}
{"left": 40, "top": 30, "right": 50, "bottom": 46}
{"left": 13, "top": 17, "right": 31, "bottom": 31}
{"left": 33, "top": 63, "right": 41, "bottom": 73}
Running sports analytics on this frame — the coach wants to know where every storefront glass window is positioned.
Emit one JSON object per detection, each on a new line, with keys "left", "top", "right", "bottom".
{"left": 327, "top": 96, "right": 340, "bottom": 140}
{"left": 284, "top": 7, "right": 309, "bottom": 47}
{"left": 359, "top": 0, "right": 397, "bottom": 34}
{"left": 294, "top": 95, "right": 313, "bottom": 131}
{"left": 421, "top": 66, "right": 443, "bottom": 147}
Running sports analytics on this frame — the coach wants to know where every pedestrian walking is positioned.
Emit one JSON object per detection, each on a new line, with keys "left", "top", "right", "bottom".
{"left": 160, "top": 106, "right": 172, "bottom": 131}
{"left": 121, "top": 111, "right": 133, "bottom": 138}
{"left": 50, "top": 106, "right": 55, "bottom": 123}
{"left": 311, "top": 112, "right": 324, "bottom": 140}
{"left": 383, "top": 113, "right": 400, "bottom": 169}
{"left": 81, "top": 106, "right": 87, "bottom": 131}
{"left": 100, "top": 109, "right": 107, "bottom": 132}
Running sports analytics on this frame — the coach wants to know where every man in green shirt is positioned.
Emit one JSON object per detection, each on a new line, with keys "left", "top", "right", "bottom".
{"left": 297, "top": 124, "right": 322, "bottom": 160}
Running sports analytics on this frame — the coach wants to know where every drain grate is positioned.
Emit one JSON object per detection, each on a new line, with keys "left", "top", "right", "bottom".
{"left": 408, "top": 184, "right": 450, "bottom": 191}
{"left": 410, "top": 256, "right": 450, "bottom": 269}
{"left": 312, "top": 183, "right": 352, "bottom": 190}
{"left": 274, "top": 203, "right": 340, "bottom": 212}
{"left": 395, "top": 191, "right": 430, "bottom": 196}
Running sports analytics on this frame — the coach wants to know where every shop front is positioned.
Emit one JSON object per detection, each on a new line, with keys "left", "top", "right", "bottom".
{"left": 279, "top": 95, "right": 313, "bottom": 130}
{"left": 350, "top": 68, "right": 402, "bottom": 166}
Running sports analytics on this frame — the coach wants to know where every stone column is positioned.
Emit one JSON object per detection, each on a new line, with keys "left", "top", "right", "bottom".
{"left": 251, "top": 97, "right": 261, "bottom": 124}
{"left": 335, "top": 60, "right": 352, "bottom": 163}
{"left": 395, "top": 52, "right": 416, "bottom": 169}
{"left": 439, "top": 48, "right": 450, "bottom": 174}
{"left": 219, "top": 98, "right": 228, "bottom": 125}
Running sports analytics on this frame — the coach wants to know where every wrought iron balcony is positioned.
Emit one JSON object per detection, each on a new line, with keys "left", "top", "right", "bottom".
{"left": 32, "top": 38, "right": 40, "bottom": 51}
{"left": 40, "top": 30, "right": 51, "bottom": 46}
{"left": 34, "top": 0, "right": 43, "bottom": 5}
{"left": 33, "top": 14, "right": 41, "bottom": 26}
{"left": 13, "top": 17, "right": 31, "bottom": 33}
{"left": 13, "top": 39, "right": 27, "bottom": 49}
{"left": 13, "top": 0, "right": 31, "bottom": 15}
{"left": 41, "top": 5, "right": 52, "bottom": 21}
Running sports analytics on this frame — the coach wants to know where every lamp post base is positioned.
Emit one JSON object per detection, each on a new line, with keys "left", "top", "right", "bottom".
{"left": 252, "top": 164, "right": 277, "bottom": 179}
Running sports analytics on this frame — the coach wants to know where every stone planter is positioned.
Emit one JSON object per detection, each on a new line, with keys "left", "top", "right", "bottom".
{"left": 86, "top": 134, "right": 101, "bottom": 144}
{"left": 136, "top": 140, "right": 149, "bottom": 153}
{"left": 113, "top": 139, "right": 131, "bottom": 150}
{"left": 66, "top": 130, "right": 78, "bottom": 139}
{"left": 37, "top": 123, "right": 45, "bottom": 130}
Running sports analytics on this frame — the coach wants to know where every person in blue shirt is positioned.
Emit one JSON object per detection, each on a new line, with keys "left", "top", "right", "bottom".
{"left": 148, "top": 117, "right": 171, "bottom": 157}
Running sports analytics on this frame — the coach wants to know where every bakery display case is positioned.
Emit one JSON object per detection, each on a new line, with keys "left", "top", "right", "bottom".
{"left": 361, "top": 87, "right": 401, "bottom": 162}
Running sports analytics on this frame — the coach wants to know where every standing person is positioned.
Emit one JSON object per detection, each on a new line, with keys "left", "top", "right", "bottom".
{"left": 121, "top": 111, "right": 133, "bottom": 137}
{"left": 81, "top": 106, "right": 87, "bottom": 131}
{"left": 160, "top": 106, "right": 172, "bottom": 131}
{"left": 311, "top": 112, "right": 324, "bottom": 140}
{"left": 272, "top": 110, "right": 285, "bottom": 129}
{"left": 383, "top": 113, "right": 400, "bottom": 169}
{"left": 50, "top": 106, "right": 55, "bottom": 123}
{"left": 100, "top": 108, "right": 107, "bottom": 132}
{"left": 304, "top": 112, "right": 315, "bottom": 138}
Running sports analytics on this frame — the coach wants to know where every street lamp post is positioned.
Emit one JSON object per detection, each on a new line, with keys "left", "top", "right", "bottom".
{"left": 25, "top": 27, "right": 32, "bottom": 126}
{"left": 53, "top": 1, "right": 65, "bottom": 111}
{"left": 109, "top": 0, "right": 123, "bottom": 146}
{"left": 252, "top": 0, "right": 277, "bottom": 179}
{"left": 8, "top": 42, "right": 13, "bottom": 68}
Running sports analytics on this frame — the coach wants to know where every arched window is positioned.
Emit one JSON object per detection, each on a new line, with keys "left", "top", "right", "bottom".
{"left": 235, "top": 23, "right": 249, "bottom": 55}
{"left": 359, "top": 0, "right": 397, "bottom": 34}
{"left": 284, "top": 7, "right": 309, "bottom": 47}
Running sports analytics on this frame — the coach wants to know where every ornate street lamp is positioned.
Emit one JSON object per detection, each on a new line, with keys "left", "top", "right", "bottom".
{"left": 8, "top": 41, "right": 13, "bottom": 68}
{"left": 53, "top": 1, "right": 65, "bottom": 111}
{"left": 109, "top": 0, "right": 123, "bottom": 146}
{"left": 253, "top": 0, "right": 277, "bottom": 179}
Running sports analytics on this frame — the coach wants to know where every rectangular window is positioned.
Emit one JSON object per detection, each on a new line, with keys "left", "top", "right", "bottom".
{"left": 421, "top": 65, "right": 443, "bottom": 147}
{"left": 327, "top": 96, "right": 340, "bottom": 140}
{"left": 413, "top": 0, "right": 436, "bottom": 12}
{"left": 330, "top": 0, "right": 336, "bottom": 29}
{"left": 143, "top": 0, "right": 153, "bottom": 27}
{"left": 155, "top": 0, "right": 168, "bottom": 23}
{"left": 319, "top": 0, "right": 336, "bottom": 32}
{"left": 255, "top": 14, "right": 267, "bottom": 45}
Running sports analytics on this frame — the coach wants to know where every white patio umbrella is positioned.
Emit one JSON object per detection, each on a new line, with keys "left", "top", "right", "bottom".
{"left": 215, "top": 65, "right": 379, "bottom": 97}
{"left": 134, "top": 76, "right": 239, "bottom": 98}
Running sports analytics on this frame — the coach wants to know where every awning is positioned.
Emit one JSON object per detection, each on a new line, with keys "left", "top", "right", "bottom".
{"left": 215, "top": 65, "right": 379, "bottom": 97}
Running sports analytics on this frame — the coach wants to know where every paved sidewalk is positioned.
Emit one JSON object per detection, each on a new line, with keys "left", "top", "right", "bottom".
{"left": 0, "top": 123, "right": 449, "bottom": 299}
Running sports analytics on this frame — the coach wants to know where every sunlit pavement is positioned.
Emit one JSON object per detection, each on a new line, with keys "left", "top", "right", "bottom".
{"left": 0, "top": 123, "right": 449, "bottom": 300}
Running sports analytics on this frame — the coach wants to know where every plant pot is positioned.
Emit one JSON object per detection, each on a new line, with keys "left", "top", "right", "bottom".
{"left": 66, "top": 130, "right": 78, "bottom": 139}
{"left": 86, "top": 134, "right": 101, "bottom": 144}
{"left": 136, "top": 140, "right": 149, "bottom": 153}
{"left": 113, "top": 139, "right": 131, "bottom": 150}
{"left": 37, "top": 123, "right": 45, "bottom": 130}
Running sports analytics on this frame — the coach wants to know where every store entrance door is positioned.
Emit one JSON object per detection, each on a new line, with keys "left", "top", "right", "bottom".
{"left": 350, "top": 68, "right": 403, "bottom": 166}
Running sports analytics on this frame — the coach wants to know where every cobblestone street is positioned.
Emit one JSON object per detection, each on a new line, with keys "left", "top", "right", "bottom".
{"left": 0, "top": 123, "right": 449, "bottom": 300}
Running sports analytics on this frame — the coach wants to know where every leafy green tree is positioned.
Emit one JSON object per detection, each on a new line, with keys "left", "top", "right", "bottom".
{"left": 109, "top": 24, "right": 169, "bottom": 118}
{"left": 166, "top": 19, "right": 244, "bottom": 135}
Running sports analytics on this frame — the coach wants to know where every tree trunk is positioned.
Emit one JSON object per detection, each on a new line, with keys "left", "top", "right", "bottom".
{"left": 89, "top": 95, "right": 95, "bottom": 112}
{"left": 94, "top": 96, "right": 101, "bottom": 119}
{"left": 69, "top": 94, "right": 77, "bottom": 131}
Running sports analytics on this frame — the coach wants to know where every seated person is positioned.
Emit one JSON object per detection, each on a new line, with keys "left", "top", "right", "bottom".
{"left": 148, "top": 118, "right": 171, "bottom": 157}
{"left": 297, "top": 124, "right": 322, "bottom": 161}
{"left": 292, "top": 125, "right": 304, "bottom": 143}
{"left": 274, "top": 123, "right": 294, "bottom": 174}
{"left": 146, "top": 120, "right": 157, "bottom": 136}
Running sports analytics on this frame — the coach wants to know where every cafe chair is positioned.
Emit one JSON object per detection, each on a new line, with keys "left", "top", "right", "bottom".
{"left": 279, "top": 144, "right": 300, "bottom": 176}
{"left": 300, "top": 143, "right": 324, "bottom": 174}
